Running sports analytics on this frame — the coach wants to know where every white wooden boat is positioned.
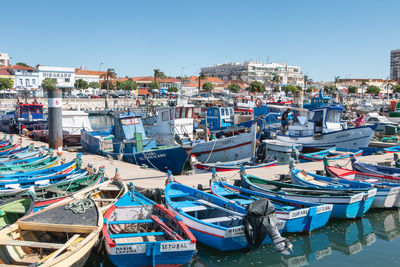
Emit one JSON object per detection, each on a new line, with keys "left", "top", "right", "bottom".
{"left": 0, "top": 196, "right": 102, "bottom": 266}
{"left": 262, "top": 139, "right": 303, "bottom": 153}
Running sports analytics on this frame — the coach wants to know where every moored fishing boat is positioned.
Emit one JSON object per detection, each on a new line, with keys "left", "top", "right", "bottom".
{"left": 0, "top": 153, "right": 61, "bottom": 175}
{"left": 103, "top": 185, "right": 196, "bottom": 267}
{"left": 241, "top": 173, "right": 371, "bottom": 219}
{"left": 351, "top": 154, "right": 400, "bottom": 176}
{"left": 384, "top": 145, "right": 400, "bottom": 154}
{"left": 0, "top": 195, "right": 102, "bottom": 266}
{"left": 210, "top": 178, "right": 332, "bottom": 233}
{"left": 290, "top": 169, "right": 376, "bottom": 217}
{"left": 0, "top": 196, "right": 34, "bottom": 230}
{"left": 324, "top": 160, "right": 400, "bottom": 208}
{"left": 165, "top": 180, "right": 291, "bottom": 253}
{"left": 299, "top": 147, "right": 362, "bottom": 162}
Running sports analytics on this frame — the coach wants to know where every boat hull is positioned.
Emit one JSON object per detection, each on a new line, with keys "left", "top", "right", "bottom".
{"left": 276, "top": 125, "right": 376, "bottom": 150}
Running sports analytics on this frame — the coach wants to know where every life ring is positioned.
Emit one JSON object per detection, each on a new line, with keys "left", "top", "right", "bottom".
{"left": 136, "top": 100, "right": 141, "bottom": 107}
{"left": 256, "top": 98, "right": 262, "bottom": 107}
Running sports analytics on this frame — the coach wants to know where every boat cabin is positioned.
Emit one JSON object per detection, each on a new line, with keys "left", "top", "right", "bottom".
{"left": 62, "top": 110, "right": 92, "bottom": 135}
{"left": 146, "top": 106, "right": 194, "bottom": 145}
{"left": 113, "top": 112, "right": 156, "bottom": 153}
{"left": 203, "top": 106, "right": 234, "bottom": 131}
{"left": 288, "top": 106, "right": 345, "bottom": 137}
{"left": 303, "top": 91, "right": 338, "bottom": 110}
{"left": 233, "top": 96, "right": 254, "bottom": 114}
{"left": 15, "top": 103, "right": 44, "bottom": 121}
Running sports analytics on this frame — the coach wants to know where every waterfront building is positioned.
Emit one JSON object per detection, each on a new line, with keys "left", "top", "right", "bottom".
{"left": 0, "top": 52, "right": 10, "bottom": 67}
{"left": 337, "top": 78, "right": 396, "bottom": 94}
{"left": 38, "top": 65, "right": 75, "bottom": 95}
{"left": 0, "top": 65, "right": 39, "bottom": 96}
{"left": 0, "top": 68, "right": 13, "bottom": 79}
{"left": 201, "top": 61, "right": 304, "bottom": 88}
{"left": 390, "top": 49, "right": 400, "bottom": 82}
{"left": 75, "top": 66, "right": 104, "bottom": 85}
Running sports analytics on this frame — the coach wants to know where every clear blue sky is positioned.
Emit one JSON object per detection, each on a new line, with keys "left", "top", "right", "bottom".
{"left": 2, "top": 0, "right": 399, "bottom": 81}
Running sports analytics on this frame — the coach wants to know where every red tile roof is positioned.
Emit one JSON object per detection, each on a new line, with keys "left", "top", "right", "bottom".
{"left": 75, "top": 69, "right": 107, "bottom": 76}
{"left": 187, "top": 76, "right": 224, "bottom": 83}
{"left": 0, "top": 69, "right": 12, "bottom": 76}
{"left": 0, "top": 65, "right": 36, "bottom": 71}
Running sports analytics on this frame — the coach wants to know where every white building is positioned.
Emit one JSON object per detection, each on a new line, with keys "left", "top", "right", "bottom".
{"left": 10, "top": 65, "right": 39, "bottom": 91}
{"left": 0, "top": 52, "right": 10, "bottom": 67}
{"left": 38, "top": 65, "right": 76, "bottom": 90}
{"left": 201, "top": 61, "right": 304, "bottom": 86}
{"left": 75, "top": 65, "right": 101, "bottom": 84}
{"left": 390, "top": 49, "right": 400, "bottom": 82}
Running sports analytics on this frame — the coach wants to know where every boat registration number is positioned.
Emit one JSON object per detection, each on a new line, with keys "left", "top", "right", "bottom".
{"left": 225, "top": 226, "right": 244, "bottom": 238}
{"left": 288, "top": 208, "right": 309, "bottom": 219}
{"left": 160, "top": 241, "right": 195, "bottom": 252}
{"left": 316, "top": 204, "right": 333, "bottom": 214}
{"left": 109, "top": 244, "right": 146, "bottom": 255}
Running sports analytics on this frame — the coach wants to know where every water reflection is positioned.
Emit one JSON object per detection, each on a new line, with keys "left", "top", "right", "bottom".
{"left": 368, "top": 209, "right": 400, "bottom": 241}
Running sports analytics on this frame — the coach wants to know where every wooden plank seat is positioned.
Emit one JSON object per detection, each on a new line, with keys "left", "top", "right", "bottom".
{"left": 180, "top": 205, "right": 208, "bottom": 212}
{"left": 168, "top": 189, "right": 190, "bottom": 198}
{"left": 195, "top": 199, "right": 243, "bottom": 217}
{"left": 109, "top": 232, "right": 165, "bottom": 239}
{"left": 201, "top": 216, "right": 241, "bottom": 224}
{"left": 0, "top": 240, "right": 64, "bottom": 249}
{"left": 46, "top": 188, "right": 67, "bottom": 195}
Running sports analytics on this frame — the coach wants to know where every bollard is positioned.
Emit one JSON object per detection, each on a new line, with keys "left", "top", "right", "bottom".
{"left": 48, "top": 88, "right": 63, "bottom": 152}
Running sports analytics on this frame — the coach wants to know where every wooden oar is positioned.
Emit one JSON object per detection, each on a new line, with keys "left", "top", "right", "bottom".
{"left": 36, "top": 234, "right": 80, "bottom": 265}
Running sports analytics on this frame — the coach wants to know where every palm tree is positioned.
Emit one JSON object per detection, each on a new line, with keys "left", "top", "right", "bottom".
{"left": 100, "top": 68, "right": 117, "bottom": 109}
{"left": 384, "top": 77, "right": 393, "bottom": 101}
{"left": 198, "top": 72, "right": 207, "bottom": 94}
{"left": 334, "top": 76, "right": 340, "bottom": 91}
{"left": 152, "top": 69, "right": 166, "bottom": 97}
{"left": 303, "top": 75, "right": 312, "bottom": 92}
{"left": 360, "top": 80, "right": 369, "bottom": 97}
{"left": 237, "top": 71, "right": 244, "bottom": 85}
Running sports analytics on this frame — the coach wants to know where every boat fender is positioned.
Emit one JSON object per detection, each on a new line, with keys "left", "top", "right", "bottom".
{"left": 242, "top": 198, "right": 292, "bottom": 254}
{"left": 256, "top": 98, "right": 262, "bottom": 107}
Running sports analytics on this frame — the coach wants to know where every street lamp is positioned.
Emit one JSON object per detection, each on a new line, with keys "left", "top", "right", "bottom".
{"left": 98, "top": 62, "right": 103, "bottom": 94}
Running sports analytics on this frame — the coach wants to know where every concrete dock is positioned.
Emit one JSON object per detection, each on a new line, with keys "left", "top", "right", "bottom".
{"left": 12, "top": 134, "right": 397, "bottom": 190}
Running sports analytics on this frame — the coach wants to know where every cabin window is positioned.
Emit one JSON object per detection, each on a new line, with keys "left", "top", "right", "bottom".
{"left": 121, "top": 117, "right": 140, "bottom": 125}
{"left": 181, "top": 108, "right": 187, "bottom": 118}
{"left": 187, "top": 108, "right": 193, "bottom": 118}
{"left": 221, "top": 108, "right": 226, "bottom": 116}
{"left": 326, "top": 110, "right": 341, "bottom": 123}
{"left": 162, "top": 111, "right": 169, "bottom": 121}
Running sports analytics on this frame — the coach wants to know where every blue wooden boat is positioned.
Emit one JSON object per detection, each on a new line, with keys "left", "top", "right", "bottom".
{"left": 351, "top": 154, "right": 400, "bottom": 176}
{"left": 0, "top": 154, "right": 80, "bottom": 180}
{"left": 165, "top": 181, "right": 290, "bottom": 252}
{"left": 0, "top": 145, "right": 30, "bottom": 159}
{"left": 241, "top": 172, "right": 371, "bottom": 219}
{"left": 324, "top": 162, "right": 400, "bottom": 208}
{"left": 210, "top": 179, "right": 332, "bottom": 233}
{"left": 290, "top": 169, "right": 376, "bottom": 218}
{"left": 81, "top": 112, "right": 190, "bottom": 175}
{"left": 195, "top": 158, "right": 277, "bottom": 172}
{"left": 383, "top": 145, "right": 400, "bottom": 154}
{"left": 103, "top": 186, "right": 196, "bottom": 267}
{"left": 299, "top": 147, "right": 363, "bottom": 162}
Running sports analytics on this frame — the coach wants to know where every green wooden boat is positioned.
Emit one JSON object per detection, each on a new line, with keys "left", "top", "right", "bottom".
{"left": 0, "top": 155, "right": 61, "bottom": 175}
{"left": 0, "top": 167, "right": 105, "bottom": 211}
{"left": 0, "top": 196, "right": 34, "bottom": 229}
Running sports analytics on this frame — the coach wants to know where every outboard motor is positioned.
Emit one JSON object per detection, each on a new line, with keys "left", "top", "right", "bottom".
{"left": 256, "top": 142, "right": 267, "bottom": 163}
{"left": 242, "top": 199, "right": 292, "bottom": 254}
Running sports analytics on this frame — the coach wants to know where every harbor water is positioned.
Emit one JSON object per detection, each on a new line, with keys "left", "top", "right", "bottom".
{"left": 85, "top": 209, "right": 400, "bottom": 266}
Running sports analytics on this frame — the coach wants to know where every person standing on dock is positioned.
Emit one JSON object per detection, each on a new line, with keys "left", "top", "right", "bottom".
{"left": 281, "top": 108, "right": 291, "bottom": 133}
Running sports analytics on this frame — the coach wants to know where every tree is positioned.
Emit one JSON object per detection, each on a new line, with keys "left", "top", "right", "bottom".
{"left": 282, "top": 85, "right": 299, "bottom": 94}
{"left": 323, "top": 85, "right": 335, "bottom": 94}
{"left": 348, "top": 86, "right": 358, "bottom": 94}
{"left": 15, "top": 62, "right": 31, "bottom": 68}
{"left": 0, "top": 78, "right": 14, "bottom": 90}
{"left": 237, "top": 71, "right": 245, "bottom": 84}
{"left": 303, "top": 75, "right": 312, "bottom": 91}
{"left": 88, "top": 82, "right": 100, "bottom": 89}
{"left": 334, "top": 76, "right": 340, "bottom": 91}
{"left": 100, "top": 68, "right": 117, "bottom": 92}
{"left": 228, "top": 83, "right": 240, "bottom": 93}
{"left": 74, "top": 79, "right": 88, "bottom": 90}
{"left": 202, "top": 82, "right": 214, "bottom": 92}
{"left": 41, "top": 78, "right": 57, "bottom": 91}
{"left": 122, "top": 78, "right": 137, "bottom": 91}
{"left": 393, "top": 84, "right": 400, "bottom": 94}
{"left": 360, "top": 80, "right": 368, "bottom": 96}
{"left": 168, "top": 86, "right": 179, "bottom": 93}
{"left": 198, "top": 72, "right": 207, "bottom": 93}
{"left": 101, "top": 80, "right": 113, "bottom": 89}
{"left": 248, "top": 81, "right": 265, "bottom": 93}
{"left": 366, "top": 85, "right": 380, "bottom": 95}
{"left": 271, "top": 74, "right": 281, "bottom": 91}
{"left": 153, "top": 69, "right": 166, "bottom": 90}
{"left": 273, "top": 86, "right": 280, "bottom": 92}
{"left": 383, "top": 78, "right": 393, "bottom": 98}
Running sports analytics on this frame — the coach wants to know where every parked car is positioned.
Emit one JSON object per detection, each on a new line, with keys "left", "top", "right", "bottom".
{"left": 90, "top": 95, "right": 100, "bottom": 99}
